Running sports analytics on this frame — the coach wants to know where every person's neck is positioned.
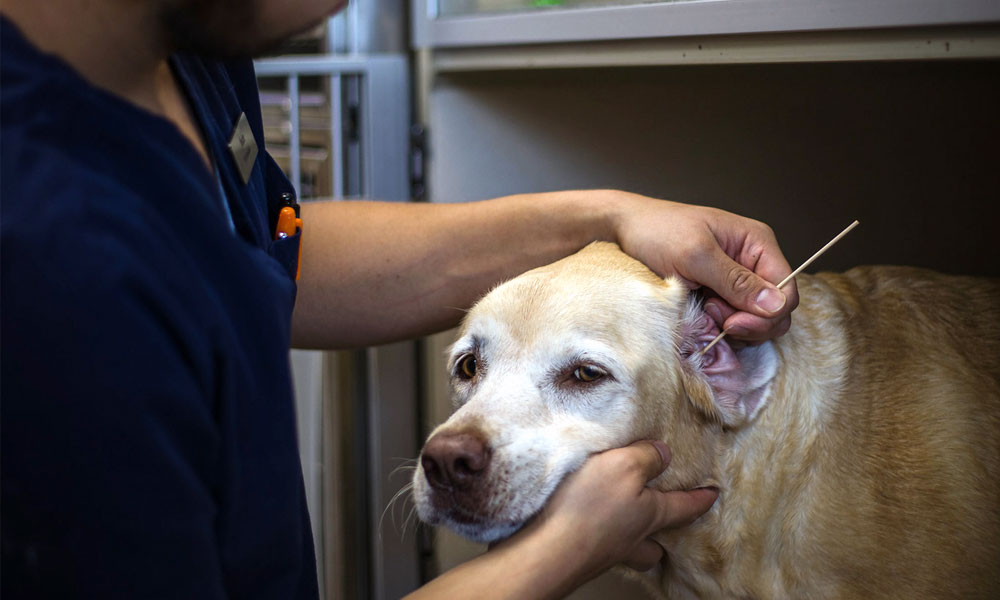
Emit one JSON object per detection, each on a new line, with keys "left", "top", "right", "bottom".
{"left": 4, "top": 0, "right": 170, "bottom": 115}
{"left": 3, "top": 0, "right": 213, "bottom": 169}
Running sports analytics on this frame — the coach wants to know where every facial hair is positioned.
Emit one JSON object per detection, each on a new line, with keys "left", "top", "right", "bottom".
{"left": 159, "top": 0, "right": 299, "bottom": 59}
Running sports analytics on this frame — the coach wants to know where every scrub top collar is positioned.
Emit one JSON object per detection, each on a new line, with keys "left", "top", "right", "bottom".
{"left": 168, "top": 54, "right": 273, "bottom": 248}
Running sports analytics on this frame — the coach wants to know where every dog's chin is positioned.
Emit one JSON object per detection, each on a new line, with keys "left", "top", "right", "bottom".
{"left": 416, "top": 494, "right": 540, "bottom": 544}
{"left": 449, "top": 518, "right": 524, "bottom": 544}
{"left": 418, "top": 500, "right": 529, "bottom": 543}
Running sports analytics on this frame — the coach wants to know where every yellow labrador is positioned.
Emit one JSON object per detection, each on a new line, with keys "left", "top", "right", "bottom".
{"left": 413, "top": 241, "right": 1000, "bottom": 599}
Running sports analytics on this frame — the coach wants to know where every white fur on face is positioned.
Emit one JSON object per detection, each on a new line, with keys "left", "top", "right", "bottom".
{"left": 413, "top": 319, "right": 640, "bottom": 542}
{"left": 413, "top": 263, "right": 688, "bottom": 543}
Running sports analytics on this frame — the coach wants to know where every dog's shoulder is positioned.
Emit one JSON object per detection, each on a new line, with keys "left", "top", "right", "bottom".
{"left": 797, "top": 266, "right": 1000, "bottom": 375}
{"left": 805, "top": 265, "right": 999, "bottom": 314}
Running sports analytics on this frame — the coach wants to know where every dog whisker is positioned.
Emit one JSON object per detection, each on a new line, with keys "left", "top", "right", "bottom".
{"left": 388, "top": 458, "right": 418, "bottom": 481}
{"left": 378, "top": 481, "right": 416, "bottom": 542}
{"left": 402, "top": 504, "right": 420, "bottom": 538}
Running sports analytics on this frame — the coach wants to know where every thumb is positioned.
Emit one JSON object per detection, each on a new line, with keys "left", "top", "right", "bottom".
{"left": 697, "top": 246, "right": 787, "bottom": 318}
{"left": 628, "top": 440, "right": 672, "bottom": 483}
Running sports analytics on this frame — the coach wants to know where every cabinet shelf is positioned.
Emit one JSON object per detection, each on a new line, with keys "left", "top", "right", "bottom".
{"left": 414, "top": 0, "right": 1000, "bottom": 64}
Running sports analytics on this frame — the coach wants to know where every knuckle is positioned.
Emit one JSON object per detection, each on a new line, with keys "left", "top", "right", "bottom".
{"left": 615, "top": 451, "right": 652, "bottom": 478}
{"left": 756, "top": 220, "right": 776, "bottom": 239}
{"left": 726, "top": 266, "right": 757, "bottom": 296}
{"left": 744, "top": 217, "right": 774, "bottom": 238}
{"left": 620, "top": 453, "right": 644, "bottom": 474}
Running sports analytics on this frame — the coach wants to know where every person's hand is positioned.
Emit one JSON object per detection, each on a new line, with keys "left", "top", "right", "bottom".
{"left": 498, "top": 441, "right": 718, "bottom": 579}
{"left": 405, "top": 441, "right": 716, "bottom": 600}
{"left": 610, "top": 193, "right": 798, "bottom": 343}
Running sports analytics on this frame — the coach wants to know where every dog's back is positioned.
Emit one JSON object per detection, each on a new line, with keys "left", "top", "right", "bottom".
{"left": 662, "top": 266, "right": 1000, "bottom": 599}
{"left": 800, "top": 267, "right": 1000, "bottom": 598}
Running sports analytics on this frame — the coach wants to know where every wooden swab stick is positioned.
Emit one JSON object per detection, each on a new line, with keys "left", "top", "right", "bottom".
{"left": 696, "top": 220, "right": 860, "bottom": 357}
{"left": 775, "top": 220, "right": 860, "bottom": 289}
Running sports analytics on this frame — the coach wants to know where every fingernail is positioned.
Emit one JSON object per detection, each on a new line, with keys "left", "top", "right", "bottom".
{"left": 754, "top": 288, "right": 786, "bottom": 314}
{"left": 703, "top": 302, "right": 723, "bottom": 325}
{"left": 651, "top": 441, "right": 671, "bottom": 466}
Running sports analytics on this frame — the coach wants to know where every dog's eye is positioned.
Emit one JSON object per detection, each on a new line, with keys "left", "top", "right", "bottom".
{"left": 456, "top": 353, "right": 477, "bottom": 380}
{"left": 573, "top": 364, "right": 606, "bottom": 383}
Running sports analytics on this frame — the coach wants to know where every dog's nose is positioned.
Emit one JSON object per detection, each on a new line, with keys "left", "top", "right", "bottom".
{"left": 421, "top": 431, "right": 491, "bottom": 491}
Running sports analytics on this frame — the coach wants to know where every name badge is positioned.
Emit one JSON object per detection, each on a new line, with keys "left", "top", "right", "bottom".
{"left": 228, "top": 112, "right": 258, "bottom": 185}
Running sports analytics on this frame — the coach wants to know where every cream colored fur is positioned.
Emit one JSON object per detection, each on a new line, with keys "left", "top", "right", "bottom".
{"left": 413, "top": 241, "right": 1000, "bottom": 599}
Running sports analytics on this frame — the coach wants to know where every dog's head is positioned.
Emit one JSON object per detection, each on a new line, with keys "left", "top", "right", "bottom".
{"left": 413, "top": 242, "right": 777, "bottom": 542}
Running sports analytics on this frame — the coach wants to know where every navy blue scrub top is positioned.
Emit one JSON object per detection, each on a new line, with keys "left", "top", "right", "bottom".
{"left": 1, "top": 17, "right": 319, "bottom": 599}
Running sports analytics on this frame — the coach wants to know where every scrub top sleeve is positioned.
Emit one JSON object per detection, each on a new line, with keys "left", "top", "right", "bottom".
{"left": 2, "top": 212, "right": 228, "bottom": 599}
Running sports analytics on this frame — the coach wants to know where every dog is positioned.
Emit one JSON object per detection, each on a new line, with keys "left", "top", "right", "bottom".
{"left": 412, "top": 241, "right": 1000, "bottom": 599}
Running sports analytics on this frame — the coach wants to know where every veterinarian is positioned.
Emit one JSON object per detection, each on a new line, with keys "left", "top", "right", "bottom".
{"left": 1, "top": 0, "right": 799, "bottom": 598}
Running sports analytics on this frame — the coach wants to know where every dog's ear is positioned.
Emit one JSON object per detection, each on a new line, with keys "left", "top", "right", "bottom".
{"left": 677, "top": 300, "right": 778, "bottom": 428}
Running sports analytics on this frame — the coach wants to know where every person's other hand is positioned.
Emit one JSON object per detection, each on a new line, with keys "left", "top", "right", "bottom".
{"left": 611, "top": 193, "right": 798, "bottom": 343}
{"left": 499, "top": 440, "right": 718, "bottom": 579}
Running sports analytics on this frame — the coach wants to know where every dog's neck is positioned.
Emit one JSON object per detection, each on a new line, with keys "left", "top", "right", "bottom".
{"left": 650, "top": 285, "right": 849, "bottom": 594}
{"left": 699, "top": 322, "right": 841, "bottom": 502}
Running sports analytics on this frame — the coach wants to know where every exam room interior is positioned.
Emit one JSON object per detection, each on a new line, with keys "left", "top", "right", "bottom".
{"left": 261, "top": 24, "right": 1000, "bottom": 599}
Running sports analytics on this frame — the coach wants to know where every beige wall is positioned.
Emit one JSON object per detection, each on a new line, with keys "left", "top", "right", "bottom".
{"left": 428, "top": 61, "right": 1000, "bottom": 275}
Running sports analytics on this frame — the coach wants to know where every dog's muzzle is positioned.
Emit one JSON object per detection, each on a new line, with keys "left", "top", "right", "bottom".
{"left": 418, "top": 428, "right": 501, "bottom": 520}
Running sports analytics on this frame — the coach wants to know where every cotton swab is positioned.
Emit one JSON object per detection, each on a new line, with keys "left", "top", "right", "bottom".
{"left": 696, "top": 220, "right": 860, "bottom": 357}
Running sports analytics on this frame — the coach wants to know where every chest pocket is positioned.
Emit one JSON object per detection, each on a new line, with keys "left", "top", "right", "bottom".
{"left": 268, "top": 230, "right": 301, "bottom": 283}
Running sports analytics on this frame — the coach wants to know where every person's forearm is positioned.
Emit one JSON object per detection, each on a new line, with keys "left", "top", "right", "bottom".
{"left": 291, "top": 191, "right": 625, "bottom": 349}
{"left": 402, "top": 518, "right": 593, "bottom": 600}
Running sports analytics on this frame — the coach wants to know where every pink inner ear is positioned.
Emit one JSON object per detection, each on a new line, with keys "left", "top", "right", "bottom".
{"left": 684, "top": 313, "right": 739, "bottom": 372}
{"left": 682, "top": 310, "right": 751, "bottom": 420}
